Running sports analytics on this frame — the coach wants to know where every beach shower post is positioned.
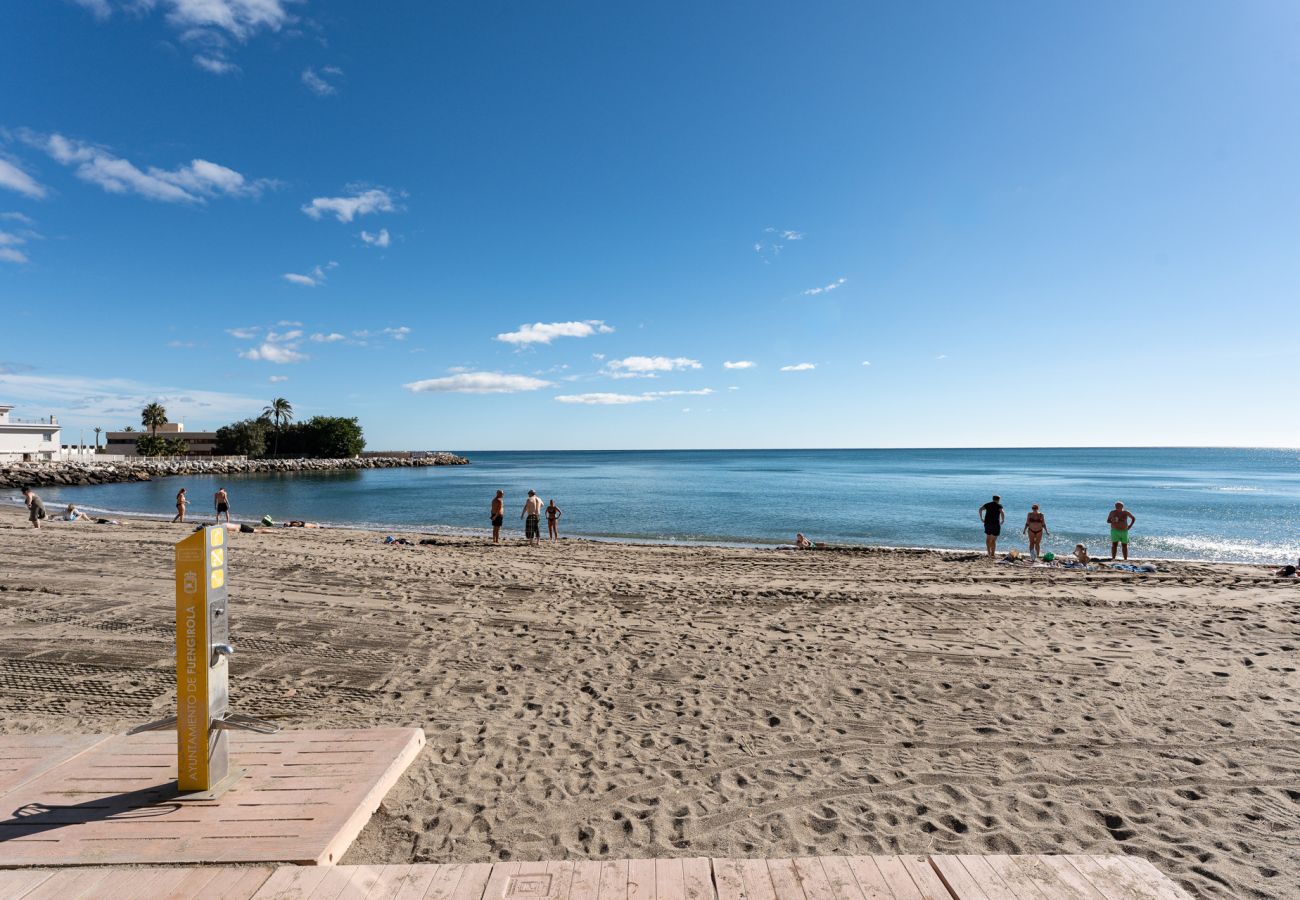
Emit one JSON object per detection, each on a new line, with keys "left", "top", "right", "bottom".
{"left": 132, "top": 524, "right": 278, "bottom": 795}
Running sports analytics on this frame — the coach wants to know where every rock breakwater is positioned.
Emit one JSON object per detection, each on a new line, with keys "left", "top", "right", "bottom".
{"left": 0, "top": 454, "right": 469, "bottom": 488}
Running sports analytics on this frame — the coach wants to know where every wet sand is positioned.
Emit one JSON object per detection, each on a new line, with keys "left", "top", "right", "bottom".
{"left": 0, "top": 507, "right": 1295, "bottom": 899}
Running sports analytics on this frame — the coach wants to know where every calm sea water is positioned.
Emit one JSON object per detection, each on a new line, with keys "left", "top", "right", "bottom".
{"left": 15, "top": 448, "right": 1300, "bottom": 563}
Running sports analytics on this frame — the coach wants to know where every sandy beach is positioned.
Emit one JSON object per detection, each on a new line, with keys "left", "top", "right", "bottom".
{"left": 0, "top": 506, "right": 1295, "bottom": 899}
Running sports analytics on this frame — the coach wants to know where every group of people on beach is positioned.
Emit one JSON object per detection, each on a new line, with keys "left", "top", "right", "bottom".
{"left": 168, "top": 486, "right": 229, "bottom": 524}
{"left": 490, "top": 490, "right": 562, "bottom": 546}
{"left": 978, "top": 495, "right": 1138, "bottom": 561}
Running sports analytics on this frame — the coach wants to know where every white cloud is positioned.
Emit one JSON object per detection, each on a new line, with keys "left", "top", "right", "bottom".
{"left": 0, "top": 228, "right": 30, "bottom": 264}
{"left": 225, "top": 326, "right": 259, "bottom": 339}
{"left": 555, "top": 392, "right": 654, "bottom": 405}
{"left": 383, "top": 326, "right": 411, "bottom": 340}
{"left": 936, "top": 354, "right": 948, "bottom": 360}
{"left": 0, "top": 158, "right": 46, "bottom": 199}
{"left": 803, "top": 277, "right": 847, "bottom": 296}
{"left": 264, "top": 329, "right": 302, "bottom": 342}
{"left": 359, "top": 228, "right": 390, "bottom": 248}
{"left": 277, "top": 319, "right": 302, "bottom": 326}
{"left": 193, "top": 54, "right": 239, "bottom": 75}
{"left": 23, "top": 131, "right": 269, "bottom": 203}
{"left": 282, "top": 261, "right": 337, "bottom": 287}
{"left": 239, "top": 343, "right": 307, "bottom": 364}
{"left": 728, "top": 386, "right": 740, "bottom": 391}
{"left": 70, "top": 0, "right": 112, "bottom": 20}
{"left": 555, "top": 388, "right": 713, "bottom": 405}
{"left": 495, "top": 320, "right": 614, "bottom": 345}
{"left": 605, "top": 356, "right": 701, "bottom": 377}
{"left": 753, "top": 226, "right": 803, "bottom": 261}
{"left": 404, "top": 372, "right": 551, "bottom": 394}
{"left": 0, "top": 371, "right": 262, "bottom": 426}
{"left": 861, "top": 360, "right": 871, "bottom": 366}
{"left": 723, "top": 360, "right": 756, "bottom": 369}
{"left": 166, "top": 339, "right": 195, "bottom": 348}
{"left": 302, "top": 188, "right": 395, "bottom": 223}
{"left": 302, "top": 66, "right": 343, "bottom": 96}
{"left": 310, "top": 332, "right": 345, "bottom": 343}
{"left": 0, "top": 212, "right": 34, "bottom": 223}
{"left": 269, "top": 375, "right": 288, "bottom": 383}
{"left": 780, "top": 363, "right": 816, "bottom": 372}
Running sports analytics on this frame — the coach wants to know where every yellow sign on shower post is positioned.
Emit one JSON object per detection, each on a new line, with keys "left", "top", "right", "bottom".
{"left": 174, "top": 525, "right": 230, "bottom": 792}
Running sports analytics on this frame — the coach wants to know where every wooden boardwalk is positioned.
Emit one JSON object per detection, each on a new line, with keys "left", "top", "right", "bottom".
{"left": 0, "top": 728, "right": 424, "bottom": 867}
{"left": 0, "top": 855, "right": 1192, "bottom": 899}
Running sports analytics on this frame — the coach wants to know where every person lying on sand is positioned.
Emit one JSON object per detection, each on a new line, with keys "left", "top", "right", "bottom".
{"left": 62, "top": 504, "right": 92, "bottom": 523}
{"left": 795, "top": 533, "right": 814, "bottom": 550}
{"left": 1275, "top": 561, "right": 1298, "bottom": 577}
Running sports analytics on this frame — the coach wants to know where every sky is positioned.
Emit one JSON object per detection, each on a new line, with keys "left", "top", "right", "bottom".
{"left": 2, "top": 1, "right": 1299, "bottom": 451}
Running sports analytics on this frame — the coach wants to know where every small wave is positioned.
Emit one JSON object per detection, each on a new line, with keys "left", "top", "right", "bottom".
{"left": 1213, "top": 486, "right": 1263, "bottom": 493}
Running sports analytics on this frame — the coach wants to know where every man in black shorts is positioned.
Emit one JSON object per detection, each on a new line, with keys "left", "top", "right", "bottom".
{"left": 979, "top": 494, "right": 1005, "bottom": 558}
{"left": 490, "top": 490, "right": 504, "bottom": 544}
{"left": 214, "top": 487, "right": 230, "bottom": 523}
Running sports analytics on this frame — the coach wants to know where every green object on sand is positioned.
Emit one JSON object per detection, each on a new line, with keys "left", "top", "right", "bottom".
{"left": 1043, "top": 552, "right": 1055, "bottom": 561}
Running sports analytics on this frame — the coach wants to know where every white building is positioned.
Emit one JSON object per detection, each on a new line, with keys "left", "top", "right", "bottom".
{"left": 0, "top": 405, "right": 61, "bottom": 462}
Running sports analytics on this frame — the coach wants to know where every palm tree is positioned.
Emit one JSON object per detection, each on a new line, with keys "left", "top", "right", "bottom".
{"left": 141, "top": 402, "right": 168, "bottom": 436}
{"left": 93, "top": 426, "right": 102, "bottom": 450}
{"left": 263, "top": 398, "right": 294, "bottom": 457}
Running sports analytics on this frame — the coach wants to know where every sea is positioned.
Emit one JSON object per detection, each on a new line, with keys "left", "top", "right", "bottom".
{"left": 13, "top": 448, "right": 1300, "bottom": 564}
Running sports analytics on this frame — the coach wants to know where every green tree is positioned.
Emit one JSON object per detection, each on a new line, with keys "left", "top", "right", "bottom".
{"left": 262, "top": 398, "right": 294, "bottom": 457}
{"left": 141, "top": 402, "right": 168, "bottom": 436}
{"left": 165, "top": 438, "right": 189, "bottom": 456}
{"left": 93, "top": 426, "right": 102, "bottom": 450}
{"left": 135, "top": 434, "right": 168, "bottom": 457}
{"left": 214, "top": 418, "right": 270, "bottom": 458}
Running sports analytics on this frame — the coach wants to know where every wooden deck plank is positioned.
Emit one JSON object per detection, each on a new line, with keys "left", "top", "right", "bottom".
{"left": 896, "top": 857, "right": 951, "bottom": 900}
{"left": 791, "top": 857, "right": 840, "bottom": 900}
{"left": 254, "top": 864, "right": 336, "bottom": 898}
{"left": 871, "top": 856, "right": 923, "bottom": 900}
{"left": 0, "top": 727, "right": 424, "bottom": 868}
{"left": 568, "top": 860, "right": 605, "bottom": 900}
{"left": 1114, "top": 858, "right": 1191, "bottom": 900}
{"left": 813, "top": 856, "right": 868, "bottom": 900}
{"left": 764, "top": 859, "right": 807, "bottom": 900}
{"left": 712, "top": 858, "right": 748, "bottom": 900}
{"left": 482, "top": 861, "right": 522, "bottom": 900}
{"left": 737, "top": 859, "right": 777, "bottom": 900}
{"left": 193, "top": 865, "right": 277, "bottom": 899}
{"left": 653, "top": 857, "right": 686, "bottom": 900}
{"left": 549, "top": 860, "right": 579, "bottom": 900}
{"left": 158, "top": 866, "right": 227, "bottom": 899}
{"left": 383, "top": 863, "right": 438, "bottom": 900}
{"left": 22, "top": 867, "right": 115, "bottom": 900}
{"left": 308, "top": 865, "right": 376, "bottom": 899}
{"left": 954, "top": 857, "right": 1018, "bottom": 900}
{"left": 928, "top": 856, "right": 991, "bottom": 900}
{"left": 0, "top": 868, "right": 55, "bottom": 899}
{"left": 599, "top": 858, "right": 630, "bottom": 900}
{"left": 0, "top": 734, "right": 112, "bottom": 799}
{"left": 1009, "top": 858, "right": 1104, "bottom": 900}
{"left": 628, "top": 858, "right": 657, "bottom": 900}
{"left": 843, "top": 856, "right": 899, "bottom": 900}
{"left": 1060, "top": 856, "right": 1154, "bottom": 900}
{"left": 1083, "top": 856, "right": 1185, "bottom": 900}
{"left": 982, "top": 857, "right": 1049, "bottom": 899}
{"left": 451, "top": 863, "right": 496, "bottom": 900}
{"left": 682, "top": 858, "right": 715, "bottom": 900}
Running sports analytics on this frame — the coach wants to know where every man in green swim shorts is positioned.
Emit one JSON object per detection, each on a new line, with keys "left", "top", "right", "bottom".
{"left": 1106, "top": 501, "right": 1136, "bottom": 561}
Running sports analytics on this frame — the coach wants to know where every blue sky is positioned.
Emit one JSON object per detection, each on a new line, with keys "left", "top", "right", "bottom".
{"left": 2, "top": 1, "right": 1298, "bottom": 450}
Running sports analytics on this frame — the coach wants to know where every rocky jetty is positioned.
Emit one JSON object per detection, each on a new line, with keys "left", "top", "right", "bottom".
{"left": 0, "top": 454, "right": 469, "bottom": 488}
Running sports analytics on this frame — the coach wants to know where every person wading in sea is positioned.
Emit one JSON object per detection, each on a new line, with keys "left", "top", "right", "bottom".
{"left": 521, "top": 490, "right": 543, "bottom": 546}
{"left": 1023, "top": 504, "right": 1048, "bottom": 559}
{"left": 490, "top": 490, "right": 505, "bottom": 544}
{"left": 979, "top": 494, "right": 1005, "bottom": 558}
{"left": 214, "top": 487, "right": 230, "bottom": 524}
{"left": 1107, "top": 501, "right": 1136, "bottom": 560}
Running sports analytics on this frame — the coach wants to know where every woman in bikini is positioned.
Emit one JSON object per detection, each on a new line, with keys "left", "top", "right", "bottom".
{"left": 545, "top": 499, "right": 562, "bottom": 541}
{"left": 172, "top": 488, "right": 188, "bottom": 523}
{"left": 1023, "top": 504, "right": 1048, "bottom": 559}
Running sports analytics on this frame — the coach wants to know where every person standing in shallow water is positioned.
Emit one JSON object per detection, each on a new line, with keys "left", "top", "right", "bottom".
{"left": 521, "top": 490, "right": 543, "bottom": 546}
{"left": 1023, "top": 504, "right": 1048, "bottom": 559}
{"left": 1107, "top": 501, "right": 1136, "bottom": 560}
{"left": 213, "top": 487, "right": 230, "bottom": 524}
{"left": 490, "top": 490, "right": 505, "bottom": 544}
{"left": 172, "top": 488, "right": 188, "bottom": 523}
{"left": 545, "top": 498, "right": 562, "bottom": 541}
{"left": 979, "top": 494, "right": 1005, "bottom": 558}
